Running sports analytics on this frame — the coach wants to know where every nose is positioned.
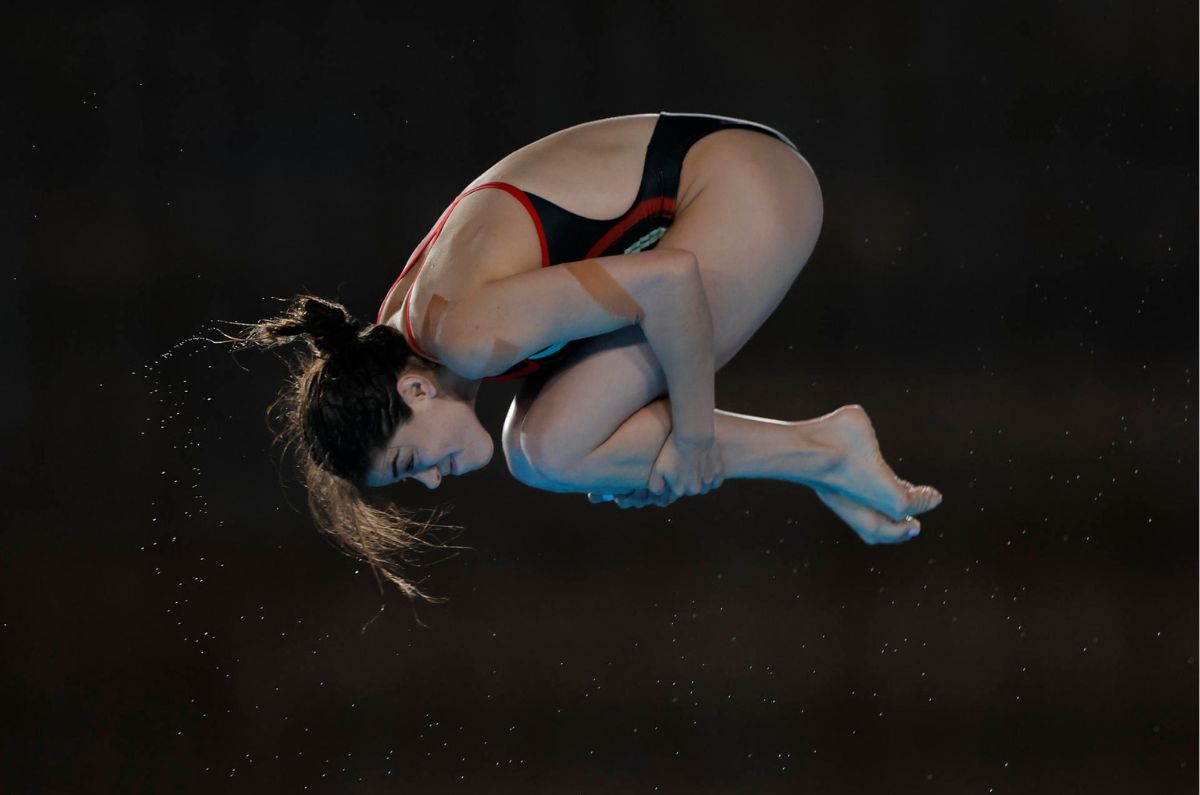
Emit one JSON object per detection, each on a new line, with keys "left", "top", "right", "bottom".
{"left": 414, "top": 467, "right": 441, "bottom": 489}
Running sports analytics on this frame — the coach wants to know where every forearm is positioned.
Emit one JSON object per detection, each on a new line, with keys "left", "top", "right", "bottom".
{"left": 637, "top": 253, "right": 715, "bottom": 441}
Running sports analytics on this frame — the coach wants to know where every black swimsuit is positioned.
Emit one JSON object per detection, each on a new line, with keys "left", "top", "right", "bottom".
{"left": 377, "top": 111, "right": 800, "bottom": 381}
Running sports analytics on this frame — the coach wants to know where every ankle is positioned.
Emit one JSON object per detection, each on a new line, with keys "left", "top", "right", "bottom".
{"left": 785, "top": 420, "right": 844, "bottom": 483}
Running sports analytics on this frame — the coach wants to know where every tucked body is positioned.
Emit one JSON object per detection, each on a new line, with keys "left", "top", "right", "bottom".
{"left": 237, "top": 111, "right": 943, "bottom": 600}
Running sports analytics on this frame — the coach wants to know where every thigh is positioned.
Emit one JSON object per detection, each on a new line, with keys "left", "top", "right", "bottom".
{"left": 506, "top": 133, "right": 824, "bottom": 481}
{"left": 672, "top": 129, "right": 825, "bottom": 366}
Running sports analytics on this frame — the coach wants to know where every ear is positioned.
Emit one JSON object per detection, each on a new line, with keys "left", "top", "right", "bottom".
{"left": 395, "top": 372, "right": 439, "bottom": 407}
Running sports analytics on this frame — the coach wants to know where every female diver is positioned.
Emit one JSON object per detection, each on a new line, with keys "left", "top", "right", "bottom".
{"left": 235, "top": 111, "right": 943, "bottom": 600}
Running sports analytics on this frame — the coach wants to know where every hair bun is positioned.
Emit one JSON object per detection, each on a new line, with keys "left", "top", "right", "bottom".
{"left": 300, "top": 297, "right": 363, "bottom": 357}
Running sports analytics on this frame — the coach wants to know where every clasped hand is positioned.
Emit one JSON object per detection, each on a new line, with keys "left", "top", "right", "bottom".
{"left": 587, "top": 431, "right": 725, "bottom": 509}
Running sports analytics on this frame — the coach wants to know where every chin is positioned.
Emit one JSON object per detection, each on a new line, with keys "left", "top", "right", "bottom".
{"left": 454, "top": 438, "right": 492, "bottom": 476}
{"left": 479, "top": 436, "right": 495, "bottom": 468}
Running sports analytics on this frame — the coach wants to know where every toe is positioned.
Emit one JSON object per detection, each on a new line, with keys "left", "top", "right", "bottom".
{"left": 902, "top": 483, "right": 943, "bottom": 515}
{"left": 873, "top": 515, "right": 920, "bottom": 544}
{"left": 816, "top": 488, "right": 922, "bottom": 545}
{"left": 883, "top": 517, "right": 921, "bottom": 543}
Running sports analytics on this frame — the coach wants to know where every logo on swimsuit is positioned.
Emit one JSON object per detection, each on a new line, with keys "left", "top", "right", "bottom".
{"left": 624, "top": 226, "right": 668, "bottom": 254}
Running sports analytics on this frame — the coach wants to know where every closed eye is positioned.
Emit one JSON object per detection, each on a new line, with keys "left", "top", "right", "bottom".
{"left": 390, "top": 451, "right": 414, "bottom": 482}
{"left": 397, "top": 451, "right": 418, "bottom": 481}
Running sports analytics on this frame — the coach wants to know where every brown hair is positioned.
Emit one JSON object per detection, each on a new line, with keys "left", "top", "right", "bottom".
{"left": 227, "top": 294, "right": 460, "bottom": 602}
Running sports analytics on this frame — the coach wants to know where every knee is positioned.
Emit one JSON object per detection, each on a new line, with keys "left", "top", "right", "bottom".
{"left": 501, "top": 380, "right": 588, "bottom": 491}
{"left": 501, "top": 407, "right": 578, "bottom": 491}
{"left": 520, "top": 427, "right": 583, "bottom": 490}
{"left": 502, "top": 405, "right": 545, "bottom": 488}
{"left": 502, "top": 434, "right": 544, "bottom": 488}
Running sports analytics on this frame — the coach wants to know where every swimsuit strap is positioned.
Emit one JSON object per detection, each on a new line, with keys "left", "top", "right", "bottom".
{"left": 377, "top": 182, "right": 553, "bottom": 359}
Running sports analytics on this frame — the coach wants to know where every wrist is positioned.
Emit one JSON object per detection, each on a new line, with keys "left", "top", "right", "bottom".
{"left": 673, "top": 426, "right": 715, "bottom": 447}
{"left": 671, "top": 402, "right": 714, "bottom": 443}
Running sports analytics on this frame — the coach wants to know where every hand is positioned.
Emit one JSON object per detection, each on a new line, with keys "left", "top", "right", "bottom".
{"left": 648, "top": 430, "right": 724, "bottom": 500}
{"left": 587, "top": 489, "right": 679, "bottom": 509}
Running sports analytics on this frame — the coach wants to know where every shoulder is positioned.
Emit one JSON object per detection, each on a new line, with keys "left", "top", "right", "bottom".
{"left": 434, "top": 186, "right": 545, "bottom": 284}
{"left": 411, "top": 190, "right": 544, "bottom": 310}
{"left": 399, "top": 186, "right": 546, "bottom": 366}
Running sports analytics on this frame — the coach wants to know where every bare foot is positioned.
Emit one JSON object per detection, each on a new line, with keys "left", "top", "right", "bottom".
{"left": 813, "top": 486, "right": 920, "bottom": 544}
{"left": 803, "top": 405, "right": 943, "bottom": 521}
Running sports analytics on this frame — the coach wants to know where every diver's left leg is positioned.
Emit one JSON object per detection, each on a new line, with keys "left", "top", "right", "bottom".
{"left": 532, "top": 397, "right": 837, "bottom": 494}
{"left": 532, "top": 395, "right": 939, "bottom": 528}
{"left": 519, "top": 395, "right": 928, "bottom": 544}
{"left": 511, "top": 131, "right": 941, "bottom": 529}
{"left": 515, "top": 133, "right": 824, "bottom": 486}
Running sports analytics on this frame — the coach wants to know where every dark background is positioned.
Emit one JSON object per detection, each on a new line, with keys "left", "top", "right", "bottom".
{"left": 4, "top": 1, "right": 1196, "bottom": 792}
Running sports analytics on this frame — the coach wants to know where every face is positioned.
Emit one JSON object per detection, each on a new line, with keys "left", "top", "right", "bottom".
{"left": 363, "top": 372, "right": 494, "bottom": 489}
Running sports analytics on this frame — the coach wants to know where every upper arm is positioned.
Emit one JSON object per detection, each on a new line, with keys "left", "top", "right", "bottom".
{"left": 437, "top": 247, "right": 696, "bottom": 379}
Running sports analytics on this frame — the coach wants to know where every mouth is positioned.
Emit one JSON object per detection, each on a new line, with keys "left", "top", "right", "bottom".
{"left": 449, "top": 456, "right": 458, "bottom": 476}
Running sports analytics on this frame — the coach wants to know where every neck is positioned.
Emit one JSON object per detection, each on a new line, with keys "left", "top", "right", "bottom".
{"left": 435, "top": 365, "right": 483, "bottom": 406}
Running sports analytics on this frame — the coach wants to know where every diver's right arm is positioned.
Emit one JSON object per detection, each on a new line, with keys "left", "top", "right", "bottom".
{"left": 437, "top": 246, "right": 714, "bottom": 443}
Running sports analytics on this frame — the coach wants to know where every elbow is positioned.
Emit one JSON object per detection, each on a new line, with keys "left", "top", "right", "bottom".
{"left": 667, "top": 249, "right": 701, "bottom": 293}
{"left": 436, "top": 337, "right": 490, "bottom": 381}
{"left": 650, "top": 247, "right": 701, "bottom": 306}
{"left": 632, "top": 248, "right": 706, "bottom": 333}
{"left": 435, "top": 310, "right": 497, "bottom": 379}
{"left": 657, "top": 246, "right": 699, "bottom": 272}
{"left": 664, "top": 247, "right": 704, "bottom": 307}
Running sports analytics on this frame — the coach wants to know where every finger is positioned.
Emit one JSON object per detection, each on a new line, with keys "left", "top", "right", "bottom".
{"left": 587, "top": 493, "right": 615, "bottom": 503}
{"left": 648, "top": 471, "right": 666, "bottom": 496}
{"left": 615, "top": 490, "right": 647, "bottom": 509}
